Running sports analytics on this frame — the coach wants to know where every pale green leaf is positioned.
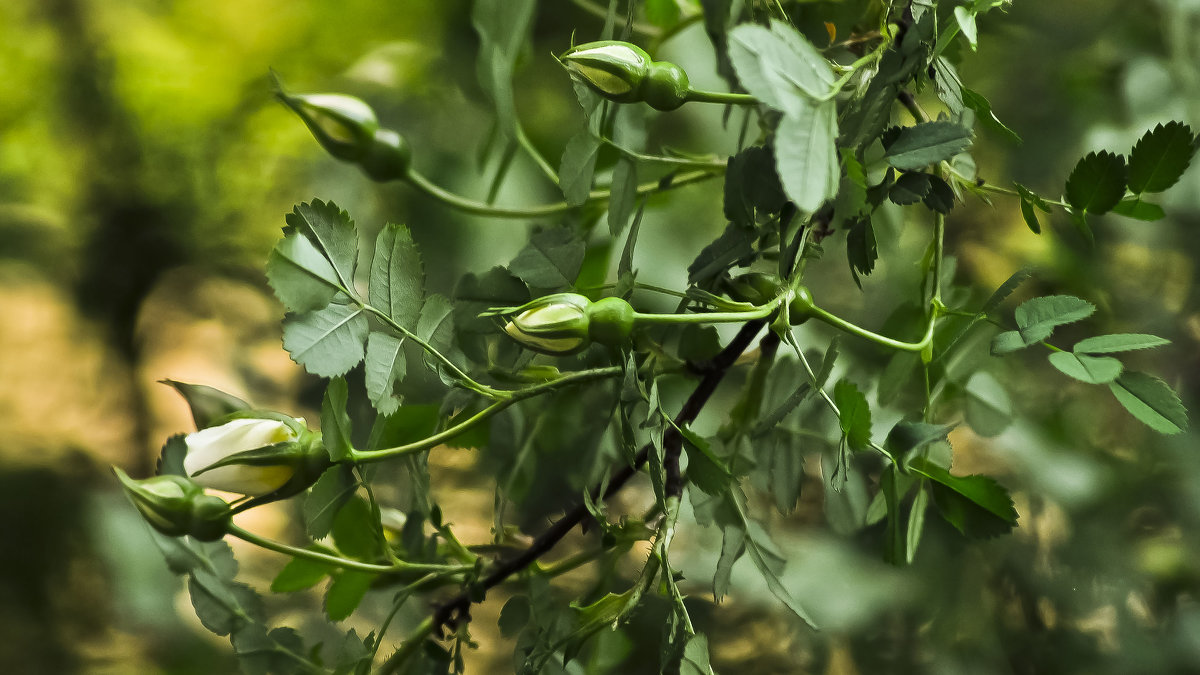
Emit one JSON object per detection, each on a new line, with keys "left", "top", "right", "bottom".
{"left": 364, "top": 332, "right": 406, "bottom": 416}
{"left": 1111, "top": 197, "right": 1166, "bottom": 221}
{"left": 285, "top": 200, "right": 359, "bottom": 291}
{"left": 321, "top": 377, "right": 354, "bottom": 463}
{"left": 775, "top": 100, "right": 839, "bottom": 213}
{"left": 324, "top": 570, "right": 374, "bottom": 622}
{"left": 1014, "top": 295, "right": 1095, "bottom": 344}
{"left": 728, "top": 20, "right": 834, "bottom": 115}
{"left": 964, "top": 371, "right": 1012, "bottom": 437}
{"left": 1074, "top": 333, "right": 1170, "bottom": 354}
{"left": 834, "top": 379, "right": 871, "bottom": 450}
{"left": 1109, "top": 371, "right": 1188, "bottom": 434}
{"left": 266, "top": 232, "right": 343, "bottom": 312}
{"left": 1048, "top": 351, "right": 1123, "bottom": 384}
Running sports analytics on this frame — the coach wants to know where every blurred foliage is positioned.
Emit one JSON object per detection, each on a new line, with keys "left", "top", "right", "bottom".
{"left": 1, "top": 0, "right": 1199, "bottom": 673}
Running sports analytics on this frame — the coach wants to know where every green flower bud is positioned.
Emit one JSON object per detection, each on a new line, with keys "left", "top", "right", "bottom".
{"left": 724, "top": 272, "right": 782, "bottom": 306}
{"left": 560, "top": 41, "right": 652, "bottom": 103}
{"left": 643, "top": 62, "right": 690, "bottom": 111}
{"left": 501, "top": 293, "right": 593, "bottom": 355}
{"left": 586, "top": 297, "right": 635, "bottom": 346}
{"left": 277, "top": 89, "right": 411, "bottom": 182}
{"left": 114, "top": 469, "right": 231, "bottom": 541}
{"left": 277, "top": 92, "right": 379, "bottom": 162}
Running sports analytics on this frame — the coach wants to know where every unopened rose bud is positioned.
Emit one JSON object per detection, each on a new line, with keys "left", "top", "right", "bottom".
{"left": 501, "top": 293, "right": 593, "bottom": 355}
{"left": 560, "top": 41, "right": 651, "bottom": 102}
{"left": 182, "top": 416, "right": 330, "bottom": 499}
{"left": 114, "top": 469, "right": 231, "bottom": 541}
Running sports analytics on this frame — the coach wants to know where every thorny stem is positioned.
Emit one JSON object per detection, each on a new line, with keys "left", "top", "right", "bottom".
{"left": 424, "top": 321, "right": 765, "bottom": 638}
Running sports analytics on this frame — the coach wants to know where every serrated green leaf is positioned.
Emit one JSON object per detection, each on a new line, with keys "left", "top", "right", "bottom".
{"left": 1111, "top": 197, "right": 1165, "bottom": 221}
{"left": 559, "top": 131, "right": 601, "bottom": 206}
{"left": 415, "top": 294, "right": 461, "bottom": 378}
{"left": 1110, "top": 371, "right": 1188, "bottom": 434}
{"left": 282, "top": 303, "right": 368, "bottom": 377}
{"left": 728, "top": 20, "right": 834, "bottom": 116}
{"left": 364, "top": 332, "right": 406, "bottom": 416}
{"left": 1074, "top": 333, "right": 1170, "bottom": 354}
{"left": 608, "top": 157, "right": 638, "bottom": 236}
{"left": 324, "top": 570, "right": 375, "bottom": 622}
{"left": 1048, "top": 351, "right": 1123, "bottom": 384}
{"left": 189, "top": 569, "right": 264, "bottom": 636}
{"left": 687, "top": 222, "right": 755, "bottom": 286}
{"left": 991, "top": 329, "right": 1027, "bottom": 355}
{"left": 889, "top": 171, "right": 932, "bottom": 205}
{"left": 1065, "top": 150, "right": 1126, "bottom": 214}
{"left": 884, "top": 121, "right": 973, "bottom": 171}
{"left": 834, "top": 379, "right": 872, "bottom": 450}
{"left": 285, "top": 200, "right": 359, "bottom": 291}
{"left": 321, "top": 377, "right": 354, "bottom": 462}
{"left": 679, "top": 427, "right": 732, "bottom": 496}
{"left": 908, "top": 456, "right": 1018, "bottom": 538}
{"left": 156, "top": 434, "right": 188, "bottom": 476}
{"left": 846, "top": 217, "right": 877, "bottom": 288}
{"left": 271, "top": 554, "right": 333, "bottom": 593}
{"left": 509, "top": 226, "right": 586, "bottom": 289}
{"left": 1128, "top": 121, "right": 1196, "bottom": 194}
{"left": 267, "top": 231, "right": 344, "bottom": 312}
{"left": 815, "top": 337, "right": 839, "bottom": 390}
{"left": 369, "top": 223, "right": 425, "bottom": 330}
{"left": 964, "top": 371, "right": 1012, "bottom": 437}
{"left": 923, "top": 175, "right": 955, "bottom": 213}
{"left": 775, "top": 99, "right": 839, "bottom": 213}
{"left": 304, "top": 465, "right": 358, "bottom": 540}
{"left": 233, "top": 624, "right": 310, "bottom": 675}
{"left": 1014, "top": 295, "right": 1095, "bottom": 344}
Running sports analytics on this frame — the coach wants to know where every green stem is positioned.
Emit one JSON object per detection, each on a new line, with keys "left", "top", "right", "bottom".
{"left": 515, "top": 122, "right": 560, "bottom": 186}
{"left": 351, "top": 366, "right": 622, "bottom": 462}
{"left": 569, "top": 0, "right": 660, "bottom": 36}
{"left": 683, "top": 89, "right": 759, "bottom": 106}
{"left": 404, "top": 168, "right": 719, "bottom": 219}
{"left": 227, "top": 524, "right": 470, "bottom": 577}
{"left": 806, "top": 303, "right": 937, "bottom": 353}
{"left": 599, "top": 137, "right": 728, "bottom": 169}
{"left": 632, "top": 297, "right": 783, "bottom": 325}
{"left": 361, "top": 303, "right": 504, "bottom": 400}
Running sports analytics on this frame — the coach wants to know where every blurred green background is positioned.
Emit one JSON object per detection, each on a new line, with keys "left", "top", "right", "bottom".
{"left": 2, "top": 0, "right": 1199, "bottom": 673}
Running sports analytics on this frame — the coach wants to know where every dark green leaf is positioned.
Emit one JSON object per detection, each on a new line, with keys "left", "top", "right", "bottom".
{"left": 815, "top": 337, "right": 839, "bottom": 390}
{"left": 1019, "top": 198, "right": 1041, "bottom": 234}
{"left": 1111, "top": 197, "right": 1165, "bottom": 221}
{"left": 846, "top": 217, "right": 877, "bottom": 288}
{"left": 1048, "top": 351, "right": 1123, "bottom": 384}
{"left": 498, "top": 596, "right": 531, "bottom": 639}
{"left": 415, "top": 294, "right": 461, "bottom": 377}
{"left": 908, "top": 457, "right": 1018, "bottom": 538}
{"left": 156, "top": 434, "right": 188, "bottom": 476}
{"left": 364, "top": 332, "right": 406, "bottom": 416}
{"left": 161, "top": 380, "right": 250, "bottom": 430}
{"left": 559, "top": 131, "right": 601, "bottom": 206}
{"left": 509, "top": 226, "right": 587, "bottom": 289}
{"left": 1075, "top": 333, "right": 1170, "bottom": 354}
{"left": 713, "top": 523, "right": 745, "bottom": 602}
{"left": 906, "top": 484, "right": 930, "bottom": 564}
{"left": 282, "top": 303, "right": 368, "bottom": 377}
{"left": 1109, "top": 371, "right": 1188, "bottom": 434}
{"left": 189, "top": 569, "right": 264, "bottom": 636}
{"left": 331, "top": 629, "right": 372, "bottom": 675}
{"left": 724, "top": 146, "right": 787, "bottom": 226}
{"left": 304, "top": 465, "right": 358, "bottom": 539}
{"left": 266, "top": 231, "right": 344, "bottom": 312}
{"left": 369, "top": 223, "right": 425, "bottom": 330}
{"left": 1127, "top": 121, "right": 1196, "bottom": 193}
{"left": 324, "top": 570, "right": 375, "bottom": 622}
{"left": 679, "top": 427, "right": 732, "bottom": 496}
{"left": 775, "top": 100, "right": 840, "bottom": 213}
{"left": 1065, "top": 150, "right": 1126, "bottom": 214}
{"left": 922, "top": 175, "right": 955, "bottom": 213}
{"left": 884, "top": 121, "right": 973, "bottom": 170}
{"left": 285, "top": 200, "right": 359, "bottom": 292}
{"left": 270, "top": 554, "right": 333, "bottom": 593}
{"left": 687, "top": 222, "right": 755, "bottom": 286}
{"left": 233, "top": 625, "right": 310, "bottom": 675}
{"left": 884, "top": 421, "right": 954, "bottom": 460}
{"left": 1014, "top": 295, "right": 1095, "bottom": 344}
{"left": 767, "top": 431, "right": 804, "bottom": 514}
{"left": 834, "top": 379, "right": 872, "bottom": 450}
{"left": 889, "top": 171, "right": 932, "bottom": 205}
{"left": 728, "top": 20, "right": 834, "bottom": 115}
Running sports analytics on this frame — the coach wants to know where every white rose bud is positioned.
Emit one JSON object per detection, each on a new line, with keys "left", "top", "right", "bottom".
{"left": 183, "top": 418, "right": 300, "bottom": 496}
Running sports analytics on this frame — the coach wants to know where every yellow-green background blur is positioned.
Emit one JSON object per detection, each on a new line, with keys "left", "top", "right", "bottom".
{"left": 2, "top": 1, "right": 1200, "bottom": 673}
